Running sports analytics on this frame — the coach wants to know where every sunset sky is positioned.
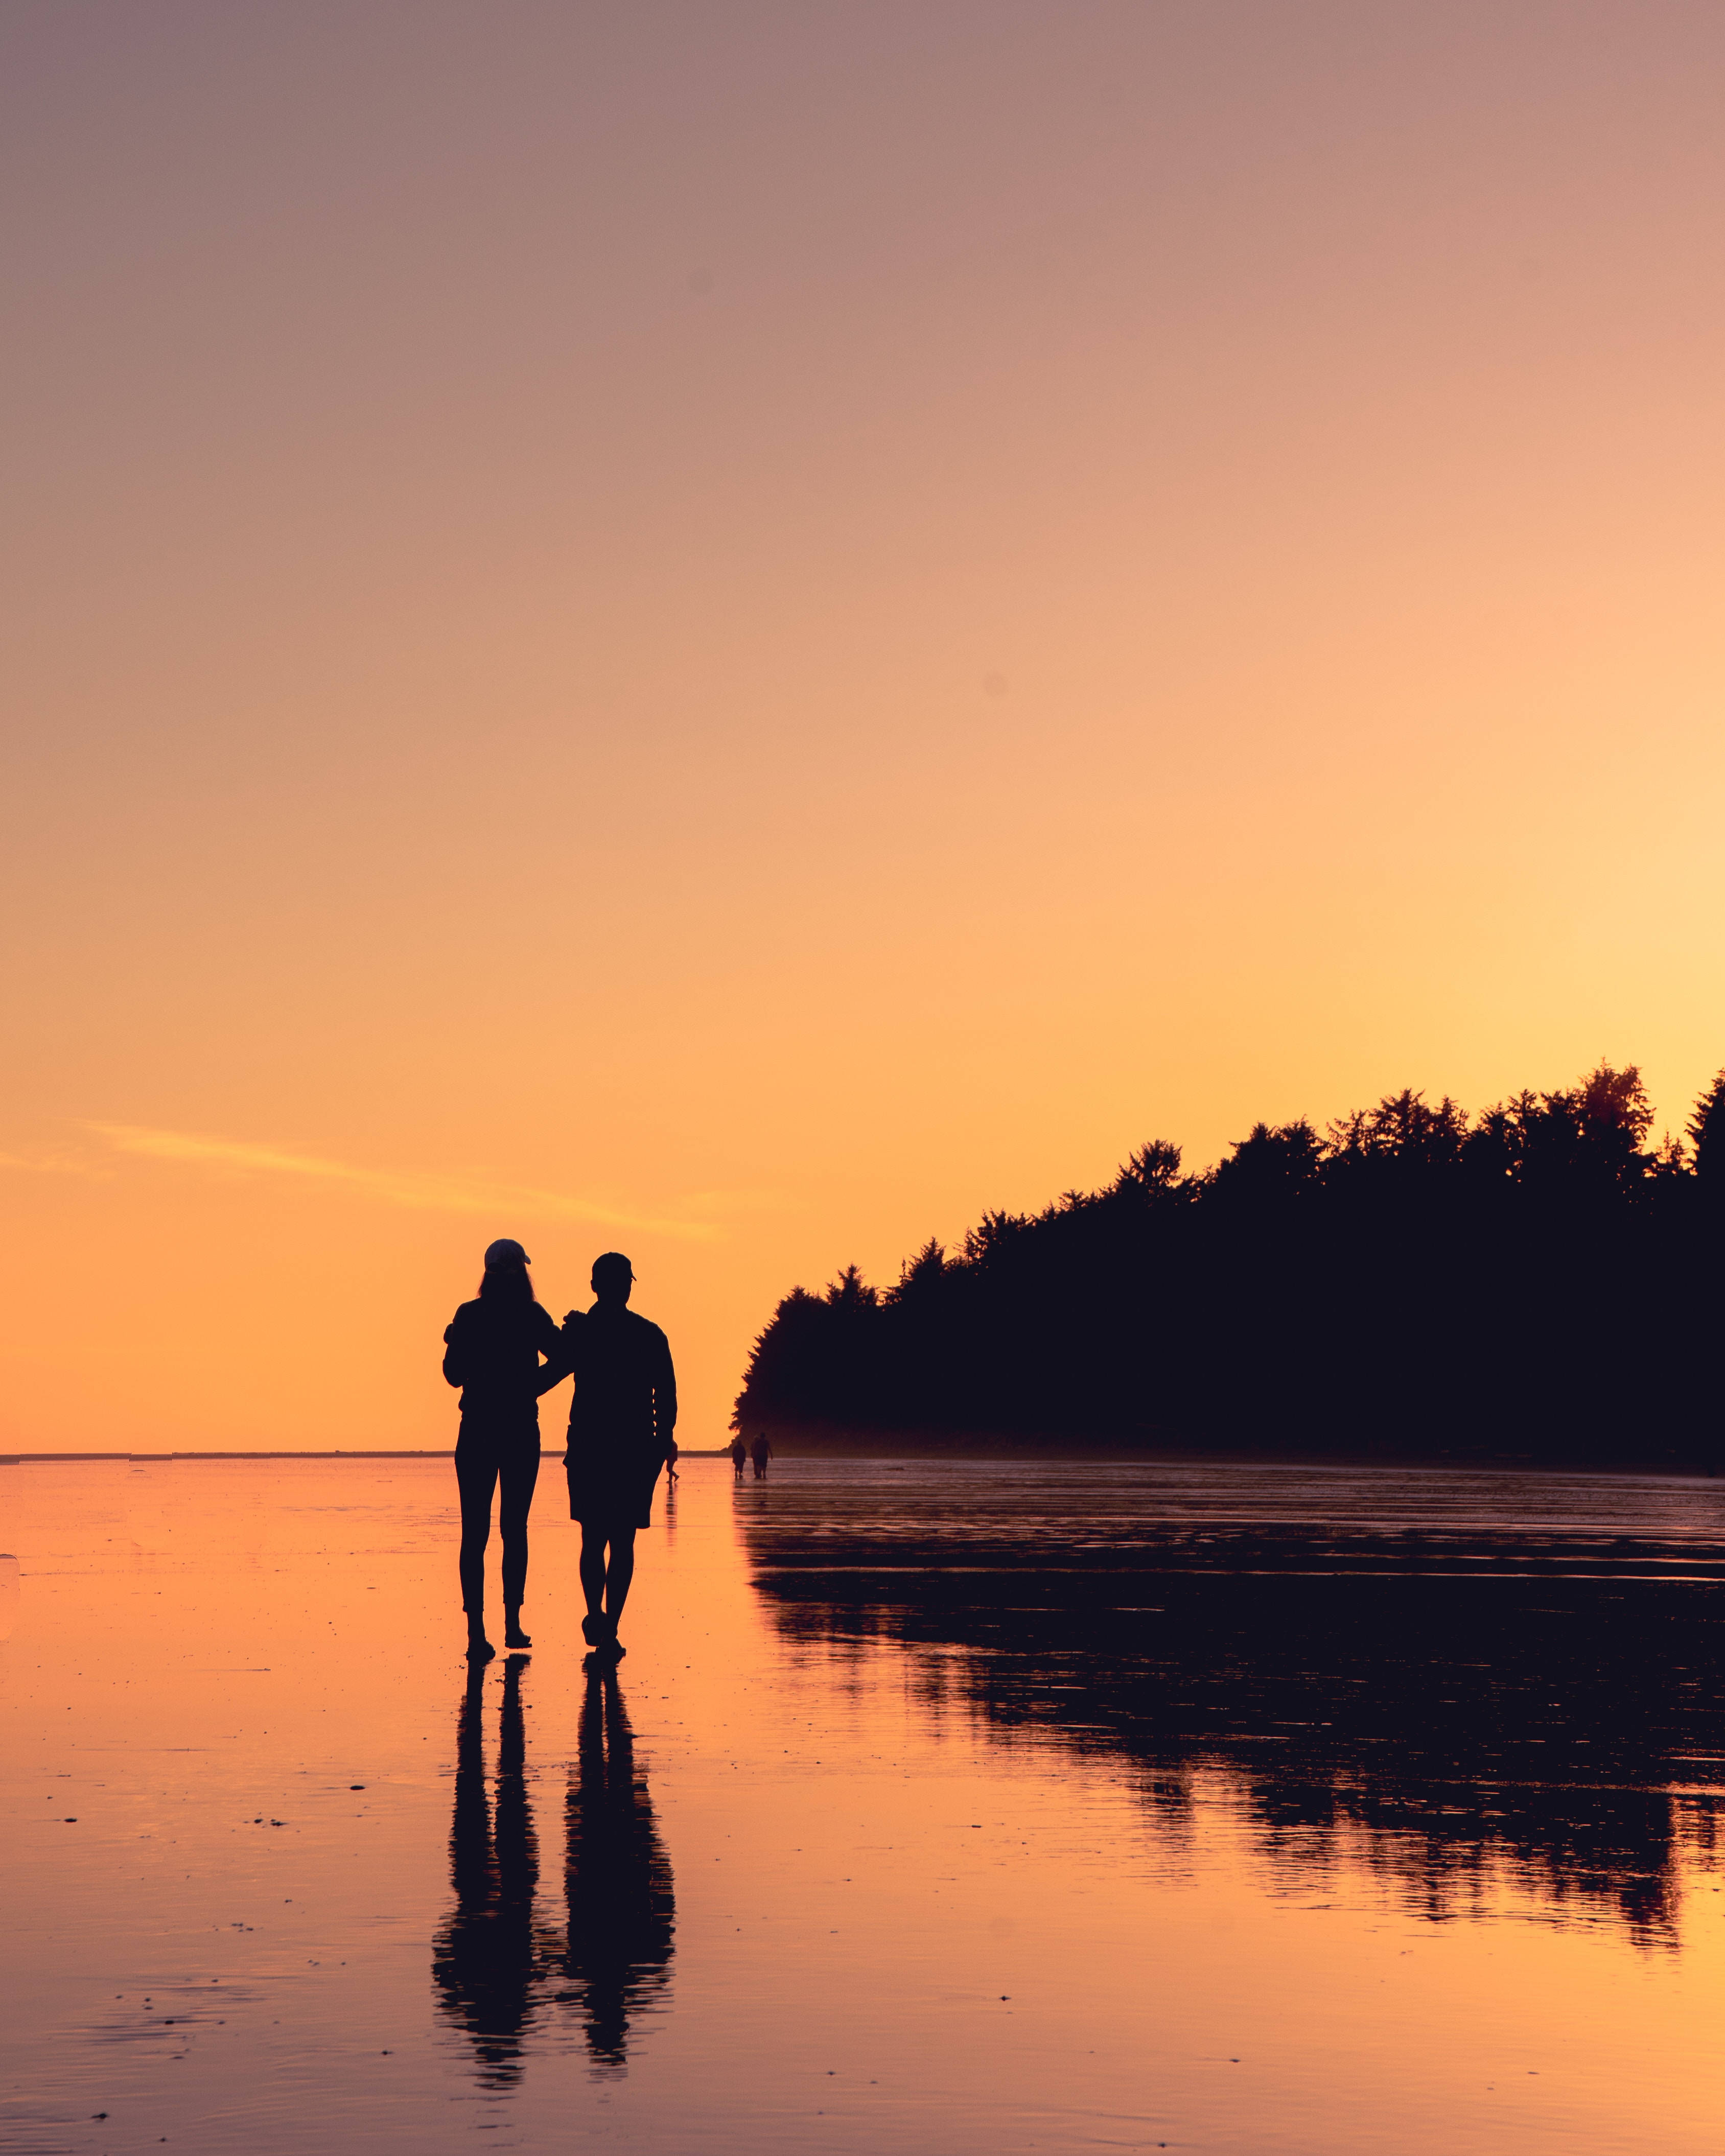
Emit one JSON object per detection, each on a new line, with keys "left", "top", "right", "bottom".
{"left": 6, "top": 2, "right": 1725, "bottom": 1454}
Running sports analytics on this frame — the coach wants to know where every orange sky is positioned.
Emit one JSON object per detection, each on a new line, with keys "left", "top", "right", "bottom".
{"left": 6, "top": 2, "right": 1725, "bottom": 1452}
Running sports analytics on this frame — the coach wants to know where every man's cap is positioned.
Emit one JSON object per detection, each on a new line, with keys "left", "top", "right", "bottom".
{"left": 483, "top": 1237, "right": 531, "bottom": 1269}
{"left": 591, "top": 1250, "right": 634, "bottom": 1281}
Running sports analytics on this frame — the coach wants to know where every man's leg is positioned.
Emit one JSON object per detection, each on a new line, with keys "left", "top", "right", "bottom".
{"left": 579, "top": 1523, "right": 608, "bottom": 1626}
{"left": 603, "top": 1528, "right": 638, "bottom": 1627}
{"left": 497, "top": 1443, "right": 541, "bottom": 1648}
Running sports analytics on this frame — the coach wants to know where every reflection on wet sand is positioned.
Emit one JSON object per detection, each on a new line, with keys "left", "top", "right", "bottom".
{"left": 741, "top": 1462, "right": 1725, "bottom": 1945}
{"left": 431, "top": 1656, "right": 553, "bottom": 2083}
{"left": 562, "top": 1666, "right": 675, "bottom": 2071}
{"left": 14, "top": 1458, "right": 1725, "bottom": 2154}
{"left": 432, "top": 1658, "right": 674, "bottom": 2084}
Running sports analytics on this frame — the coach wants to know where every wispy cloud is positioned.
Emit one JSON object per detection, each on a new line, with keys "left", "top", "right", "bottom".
{"left": 675, "top": 1187, "right": 799, "bottom": 1216}
{"left": 0, "top": 1149, "right": 110, "bottom": 1178}
{"left": 83, "top": 1123, "right": 717, "bottom": 1240}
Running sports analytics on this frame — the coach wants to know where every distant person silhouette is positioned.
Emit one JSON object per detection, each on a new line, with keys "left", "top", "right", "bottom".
{"left": 560, "top": 1253, "right": 677, "bottom": 1660}
{"left": 729, "top": 1435, "right": 747, "bottom": 1481}
{"left": 442, "top": 1239, "right": 564, "bottom": 1660}
{"left": 561, "top": 1663, "right": 675, "bottom": 2068}
{"left": 751, "top": 1431, "right": 773, "bottom": 1480}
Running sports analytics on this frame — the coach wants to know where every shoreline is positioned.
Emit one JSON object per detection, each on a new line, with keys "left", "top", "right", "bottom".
{"left": 1, "top": 1445, "right": 1716, "bottom": 1481}
{"left": 0, "top": 1447, "right": 740, "bottom": 1465}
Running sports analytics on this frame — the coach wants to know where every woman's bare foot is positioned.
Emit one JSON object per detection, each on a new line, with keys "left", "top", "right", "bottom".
{"left": 504, "top": 1624, "right": 532, "bottom": 1650}
{"left": 581, "top": 1611, "right": 606, "bottom": 1645}
{"left": 466, "top": 1627, "right": 495, "bottom": 1661}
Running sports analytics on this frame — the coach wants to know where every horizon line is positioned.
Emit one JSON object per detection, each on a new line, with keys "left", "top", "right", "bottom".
{"left": 0, "top": 1448, "right": 734, "bottom": 1464}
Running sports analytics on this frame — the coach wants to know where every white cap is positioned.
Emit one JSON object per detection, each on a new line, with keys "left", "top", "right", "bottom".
{"left": 483, "top": 1237, "right": 531, "bottom": 1268}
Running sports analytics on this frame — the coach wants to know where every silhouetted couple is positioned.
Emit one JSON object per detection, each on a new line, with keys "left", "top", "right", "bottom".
{"left": 442, "top": 1240, "right": 678, "bottom": 1662}
{"left": 729, "top": 1430, "right": 772, "bottom": 1480}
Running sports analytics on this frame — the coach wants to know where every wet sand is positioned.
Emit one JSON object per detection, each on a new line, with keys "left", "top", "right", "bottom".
{"left": 5, "top": 1455, "right": 1725, "bottom": 2152}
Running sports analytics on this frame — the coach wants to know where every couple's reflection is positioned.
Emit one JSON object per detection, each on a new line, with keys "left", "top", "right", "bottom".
{"left": 432, "top": 1657, "right": 674, "bottom": 2081}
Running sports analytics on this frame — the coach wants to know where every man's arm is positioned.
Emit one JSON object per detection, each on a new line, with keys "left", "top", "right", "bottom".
{"left": 653, "top": 1332, "right": 678, "bottom": 1455}
{"left": 535, "top": 1309, "right": 580, "bottom": 1397}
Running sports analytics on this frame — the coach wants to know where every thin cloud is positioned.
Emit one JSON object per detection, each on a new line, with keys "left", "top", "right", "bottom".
{"left": 677, "top": 1186, "right": 799, "bottom": 1215}
{"left": 84, "top": 1123, "right": 717, "bottom": 1241}
{"left": 0, "top": 1149, "right": 110, "bottom": 1178}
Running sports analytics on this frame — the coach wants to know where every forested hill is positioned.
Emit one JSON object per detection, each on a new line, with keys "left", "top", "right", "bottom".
{"left": 733, "top": 1063, "right": 1725, "bottom": 1466}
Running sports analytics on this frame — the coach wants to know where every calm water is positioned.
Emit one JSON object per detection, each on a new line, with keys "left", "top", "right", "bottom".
{"left": 5, "top": 1455, "right": 1725, "bottom": 2153}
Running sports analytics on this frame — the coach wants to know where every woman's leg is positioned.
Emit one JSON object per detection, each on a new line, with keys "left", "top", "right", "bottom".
{"left": 497, "top": 1443, "right": 541, "bottom": 1647}
{"left": 454, "top": 1446, "right": 501, "bottom": 1655}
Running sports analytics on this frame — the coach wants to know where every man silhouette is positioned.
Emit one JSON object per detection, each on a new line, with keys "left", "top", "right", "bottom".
{"left": 561, "top": 1254, "right": 677, "bottom": 1660}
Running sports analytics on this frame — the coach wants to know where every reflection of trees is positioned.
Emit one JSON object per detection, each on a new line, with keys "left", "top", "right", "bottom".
{"left": 431, "top": 1657, "right": 556, "bottom": 2085}
{"left": 558, "top": 1667, "right": 676, "bottom": 2072}
{"left": 747, "top": 1501, "right": 1725, "bottom": 1948}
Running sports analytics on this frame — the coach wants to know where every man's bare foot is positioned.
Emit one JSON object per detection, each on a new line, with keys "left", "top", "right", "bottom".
{"left": 505, "top": 1625, "right": 532, "bottom": 1650}
{"left": 466, "top": 1632, "right": 495, "bottom": 1662}
{"left": 581, "top": 1612, "right": 607, "bottom": 1645}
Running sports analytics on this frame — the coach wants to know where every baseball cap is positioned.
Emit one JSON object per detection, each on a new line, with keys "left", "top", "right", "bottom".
{"left": 483, "top": 1237, "right": 531, "bottom": 1268}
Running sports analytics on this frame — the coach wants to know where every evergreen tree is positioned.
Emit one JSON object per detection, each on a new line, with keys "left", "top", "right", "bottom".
{"left": 1687, "top": 1070, "right": 1725, "bottom": 1181}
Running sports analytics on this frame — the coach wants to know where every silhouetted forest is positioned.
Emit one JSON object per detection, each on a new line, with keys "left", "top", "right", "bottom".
{"left": 734, "top": 1062, "right": 1725, "bottom": 1464}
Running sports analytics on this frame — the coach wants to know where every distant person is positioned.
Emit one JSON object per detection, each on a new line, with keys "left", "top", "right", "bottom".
{"left": 729, "top": 1435, "right": 748, "bottom": 1481}
{"left": 751, "top": 1431, "right": 773, "bottom": 1481}
{"left": 561, "top": 1253, "right": 677, "bottom": 1660}
{"left": 442, "top": 1238, "right": 564, "bottom": 1661}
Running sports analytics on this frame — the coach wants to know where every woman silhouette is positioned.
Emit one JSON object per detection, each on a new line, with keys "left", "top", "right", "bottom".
{"left": 442, "top": 1238, "right": 564, "bottom": 1660}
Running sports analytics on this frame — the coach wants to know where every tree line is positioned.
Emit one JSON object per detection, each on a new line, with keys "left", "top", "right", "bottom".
{"left": 733, "top": 1062, "right": 1725, "bottom": 1464}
